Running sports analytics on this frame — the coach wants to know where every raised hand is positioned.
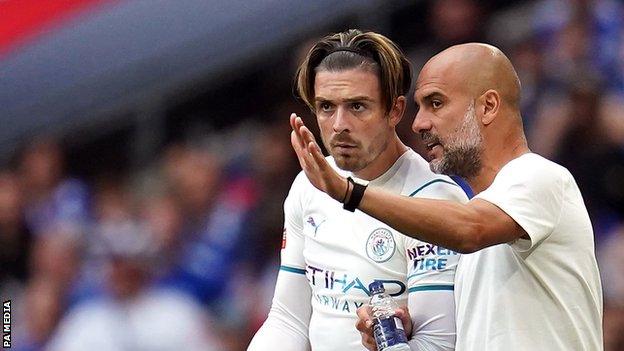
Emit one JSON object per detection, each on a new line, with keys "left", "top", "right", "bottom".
{"left": 289, "top": 113, "right": 347, "bottom": 201}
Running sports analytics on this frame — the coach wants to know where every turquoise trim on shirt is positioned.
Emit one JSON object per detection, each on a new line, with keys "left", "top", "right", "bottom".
{"left": 408, "top": 179, "right": 459, "bottom": 197}
{"left": 279, "top": 265, "right": 306, "bottom": 275}
{"left": 408, "top": 285, "right": 454, "bottom": 293}
{"left": 407, "top": 271, "right": 430, "bottom": 280}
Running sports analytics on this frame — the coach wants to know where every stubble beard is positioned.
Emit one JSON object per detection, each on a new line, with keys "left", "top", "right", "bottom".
{"left": 325, "top": 132, "right": 389, "bottom": 174}
{"left": 429, "top": 101, "right": 483, "bottom": 178}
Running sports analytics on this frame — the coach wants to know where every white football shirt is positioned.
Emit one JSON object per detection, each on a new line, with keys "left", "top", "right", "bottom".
{"left": 456, "top": 153, "right": 603, "bottom": 350}
{"left": 281, "top": 150, "right": 468, "bottom": 351}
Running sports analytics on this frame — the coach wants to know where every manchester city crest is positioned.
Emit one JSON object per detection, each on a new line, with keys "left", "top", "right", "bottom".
{"left": 366, "top": 228, "right": 396, "bottom": 262}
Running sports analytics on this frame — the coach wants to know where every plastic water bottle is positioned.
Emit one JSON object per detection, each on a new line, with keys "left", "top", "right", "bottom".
{"left": 369, "top": 281, "right": 410, "bottom": 351}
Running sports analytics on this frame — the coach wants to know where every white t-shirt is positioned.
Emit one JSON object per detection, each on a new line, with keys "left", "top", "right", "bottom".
{"left": 250, "top": 149, "right": 468, "bottom": 351}
{"left": 456, "top": 153, "right": 603, "bottom": 350}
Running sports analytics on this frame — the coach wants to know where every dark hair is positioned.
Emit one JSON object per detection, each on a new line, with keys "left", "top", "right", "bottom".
{"left": 295, "top": 29, "right": 411, "bottom": 112}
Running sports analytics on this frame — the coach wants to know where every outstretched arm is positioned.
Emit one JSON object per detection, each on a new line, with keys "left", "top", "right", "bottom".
{"left": 289, "top": 114, "right": 526, "bottom": 253}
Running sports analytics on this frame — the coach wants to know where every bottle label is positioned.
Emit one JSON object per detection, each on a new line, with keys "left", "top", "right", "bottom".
{"left": 372, "top": 316, "right": 408, "bottom": 350}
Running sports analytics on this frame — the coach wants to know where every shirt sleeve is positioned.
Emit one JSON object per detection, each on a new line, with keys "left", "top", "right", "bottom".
{"left": 473, "top": 156, "right": 565, "bottom": 252}
{"left": 248, "top": 173, "right": 311, "bottom": 351}
{"left": 404, "top": 235, "right": 458, "bottom": 349}
{"left": 405, "top": 178, "right": 464, "bottom": 292}
{"left": 407, "top": 290, "right": 456, "bottom": 351}
{"left": 279, "top": 173, "right": 307, "bottom": 270}
{"left": 403, "top": 178, "right": 463, "bottom": 350}
{"left": 405, "top": 240, "right": 459, "bottom": 293}
{"left": 247, "top": 272, "right": 311, "bottom": 351}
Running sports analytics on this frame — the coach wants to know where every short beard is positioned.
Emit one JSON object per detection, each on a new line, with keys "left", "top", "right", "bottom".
{"left": 429, "top": 101, "right": 483, "bottom": 178}
{"left": 330, "top": 136, "right": 388, "bottom": 173}
{"left": 323, "top": 124, "right": 390, "bottom": 174}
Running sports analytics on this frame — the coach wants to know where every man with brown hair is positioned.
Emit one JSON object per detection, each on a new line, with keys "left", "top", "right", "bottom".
{"left": 248, "top": 29, "right": 468, "bottom": 351}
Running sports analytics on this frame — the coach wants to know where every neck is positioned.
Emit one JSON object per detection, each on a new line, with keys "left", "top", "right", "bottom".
{"left": 467, "top": 132, "right": 529, "bottom": 194}
{"left": 354, "top": 134, "right": 409, "bottom": 181}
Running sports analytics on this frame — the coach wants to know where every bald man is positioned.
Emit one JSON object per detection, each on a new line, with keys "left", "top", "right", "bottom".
{"left": 289, "top": 43, "right": 603, "bottom": 350}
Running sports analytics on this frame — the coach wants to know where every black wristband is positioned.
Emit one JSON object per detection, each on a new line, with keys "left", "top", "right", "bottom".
{"left": 343, "top": 176, "right": 367, "bottom": 212}
{"left": 340, "top": 178, "right": 351, "bottom": 203}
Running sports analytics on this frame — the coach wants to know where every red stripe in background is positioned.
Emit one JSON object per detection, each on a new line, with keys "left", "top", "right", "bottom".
{"left": 0, "top": 0, "right": 113, "bottom": 56}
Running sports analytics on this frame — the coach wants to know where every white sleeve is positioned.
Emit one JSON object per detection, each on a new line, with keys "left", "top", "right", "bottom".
{"left": 474, "top": 156, "right": 565, "bottom": 252}
{"left": 403, "top": 178, "right": 463, "bottom": 350}
{"left": 248, "top": 174, "right": 312, "bottom": 351}
{"left": 403, "top": 239, "right": 458, "bottom": 351}
{"left": 407, "top": 290, "right": 456, "bottom": 351}
{"left": 405, "top": 178, "right": 463, "bottom": 293}
{"left": 247, "top": 271, "right": 311, "bottom": 351}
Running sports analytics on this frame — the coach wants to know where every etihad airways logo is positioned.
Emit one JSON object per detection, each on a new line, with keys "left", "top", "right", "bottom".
{"left": 305, "top": 264, "right": 406, "bottom": 297}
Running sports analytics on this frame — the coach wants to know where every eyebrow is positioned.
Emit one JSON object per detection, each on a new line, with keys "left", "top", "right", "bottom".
{"left": 315, "top": 96, "right": 375, "bottom": 103}
{"left": 415, "top": 91, "right": 445, "bottom": 106}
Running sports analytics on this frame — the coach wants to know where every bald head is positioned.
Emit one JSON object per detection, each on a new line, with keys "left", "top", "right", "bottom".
{"left": 413, "top": 43, "right": 529, "bottom": 186}
{"left": 418, "top": 43, "right": 521, "bottom": 111}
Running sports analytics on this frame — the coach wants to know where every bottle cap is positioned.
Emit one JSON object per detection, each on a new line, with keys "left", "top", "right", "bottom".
{"left": 368, "top": 281, "right": 385, "bottom": 294}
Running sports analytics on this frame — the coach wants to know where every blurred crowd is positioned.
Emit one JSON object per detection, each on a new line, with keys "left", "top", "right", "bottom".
{"left": 1, "top": 0, "right": 623, "bottom": 350}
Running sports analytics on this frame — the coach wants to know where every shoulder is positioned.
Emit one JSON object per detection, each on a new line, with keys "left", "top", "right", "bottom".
{"left": 292, "top": 155, "right": 342, "bottom": 188}
{"left": 287, "top": 156, "right": 340, "bottom": 209}
{"left": 477, "top": 153, "right": 570, "bottom": 208}
{"left": 291, "top": 170, "right": 311, "bottom": 191}
{"left": 497, "top": 153, "right": 570, "bottom": 190}
{"left": 400, "top": 151, "right": 468, "bottom": 202}
{"left": 504, "top": 153, "right": 566, "bottom": 174}
{"left": 291, "top": 155, "right": 345, "bottom": 193}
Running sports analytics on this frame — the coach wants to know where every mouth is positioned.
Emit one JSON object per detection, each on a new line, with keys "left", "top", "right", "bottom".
{"left": 331, "top": 143, "right": 358, "bottom": 157}
{"left": 425, "top": 142, "right": 441, "bottom": 151}
{"left": 332, "top": 143, "right": 357, "bottom": 152}
{"left": 332, "top": 141, "right": 357, "bottom": 149}
{"left": 425, "top": 141, "right": 444, "bottom": 161}
{"left": 334, "top": 143, "right": 356, "bottom": 148}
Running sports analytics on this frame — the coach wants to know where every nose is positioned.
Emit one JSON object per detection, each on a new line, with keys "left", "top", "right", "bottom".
{"left": 332, "top": 106, "right": 351, "bottom": 133}
{"left": 412, "top": 110, "right": 432, "bottom": 134}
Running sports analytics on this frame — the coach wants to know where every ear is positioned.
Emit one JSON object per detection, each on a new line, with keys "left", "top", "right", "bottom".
{"left": 479, "top": 90, "right": 500, "bottom": 125}
{"left": 388, "top": 96, "right": 406, "bottom": 127}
